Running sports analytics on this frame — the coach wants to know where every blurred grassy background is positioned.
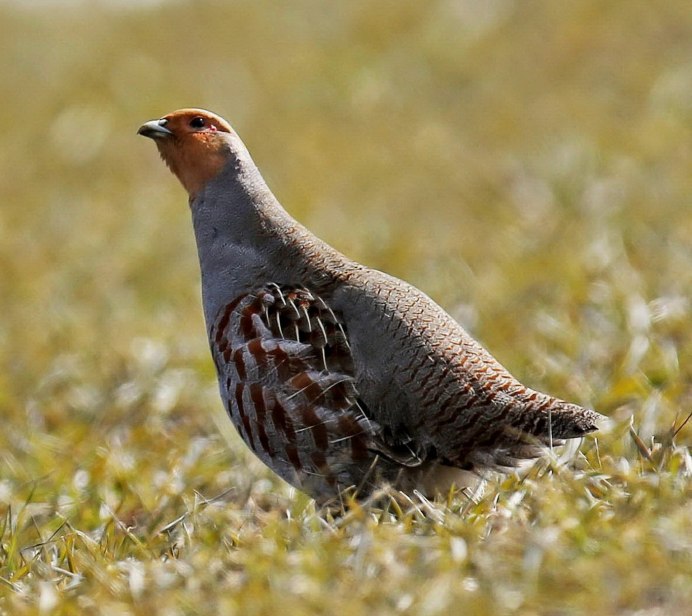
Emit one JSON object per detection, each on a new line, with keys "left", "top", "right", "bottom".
{"left": 0, "top": 0, "right": 690, "bottom": 614}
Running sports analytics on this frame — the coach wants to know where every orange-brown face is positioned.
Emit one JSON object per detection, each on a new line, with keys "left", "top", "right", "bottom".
{"left": 138, "top": 108, "right": 234, "bottom": 198}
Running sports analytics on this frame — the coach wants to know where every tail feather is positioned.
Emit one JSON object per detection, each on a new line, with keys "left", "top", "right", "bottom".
{"left": 544, "top": 401, "right": 603, "bottom": 439}
{"left": 464, "top": 397, "right": 603, "bottom": 472}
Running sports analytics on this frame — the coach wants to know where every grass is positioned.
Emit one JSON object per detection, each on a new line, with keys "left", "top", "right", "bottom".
{"left": 0, "top": 0, "right": 690, "bottom": 613}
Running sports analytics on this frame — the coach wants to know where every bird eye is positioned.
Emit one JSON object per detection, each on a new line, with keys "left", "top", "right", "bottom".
{"left": 189, "top": 117, "right": 206, "bottom": 129}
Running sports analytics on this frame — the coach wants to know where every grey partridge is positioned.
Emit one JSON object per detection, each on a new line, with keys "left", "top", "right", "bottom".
{"left": 138, "top": 108, "right": 602, "bottom": 505}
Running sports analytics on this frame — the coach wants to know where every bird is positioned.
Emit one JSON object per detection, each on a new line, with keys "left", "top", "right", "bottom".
{"left": 138, "top": 108, "right": 602, "bottom": 506}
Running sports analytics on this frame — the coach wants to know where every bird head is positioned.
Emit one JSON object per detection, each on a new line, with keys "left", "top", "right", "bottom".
{"left": 138, "top": 108, "right": 234, "bottom": 199}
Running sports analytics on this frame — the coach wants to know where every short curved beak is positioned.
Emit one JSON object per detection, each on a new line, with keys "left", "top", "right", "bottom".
{"left": 138, "top": 119, "right": 173, "bottom": 139}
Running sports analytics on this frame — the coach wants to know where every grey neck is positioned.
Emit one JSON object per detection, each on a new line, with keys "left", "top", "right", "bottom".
{"left": 189, "top": 135, "right": 352, "bottom": 327}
